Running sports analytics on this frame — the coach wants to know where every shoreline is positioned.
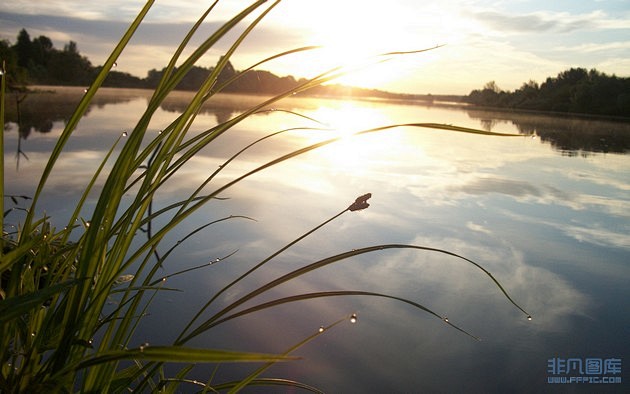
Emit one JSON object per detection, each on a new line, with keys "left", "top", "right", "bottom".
{"left": 17, "top": 85, "right": 630, "bottom": 123}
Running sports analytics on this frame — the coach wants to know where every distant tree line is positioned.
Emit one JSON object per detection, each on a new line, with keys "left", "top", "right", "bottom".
{"left": 466, "top": 68, "right": 630, "bottom": 117}
{"left": 0, "top": 28, "right": 406, "bottom": 99}
{"left": 1, "top": 29, "right": 96, "bottom": 87}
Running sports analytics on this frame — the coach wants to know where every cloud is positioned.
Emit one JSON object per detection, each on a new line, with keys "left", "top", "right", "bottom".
{"left": 556, "top": 41, "right": 630, "bottom": 53}
{"left": 0, "top": 9, "right": 305, "bottom": 77}
{"left": 466, "top": 9, "right": 618, "bottom": 34}
{"left": 0, "top": 11, "right": 132, "bottom": 42}
{"left": 450, "top": 176, "right": 571, "bottom": 203}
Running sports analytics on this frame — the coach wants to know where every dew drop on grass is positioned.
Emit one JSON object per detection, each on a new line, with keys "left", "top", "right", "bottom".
{"left": 113, "top": 62, "right": 117, "bottom": 68}
{"left": 114, "top": 274, "right": 134, "bottom": 285}
{"left": 319, "top": 326, "right": 325, "bottom": 333}
{"left": 122, "top": 131, "right": 128, "bottom": 137}
{"left": 527, "top": 315, "right": 532, "bottom": 321}
{"left": 139, "top": 342, "right": 149, "bottom": 352}
{"left": 83, "top": 88, "right": 88, "bottom": 93}
{"left": 350, "top": 313, "right": 358, "bottom": 324}
{"left": 443, "top": 317, "right": 449, "bottom": 323}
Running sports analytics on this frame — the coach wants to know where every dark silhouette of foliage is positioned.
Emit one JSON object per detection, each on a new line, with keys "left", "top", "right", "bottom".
{"left": 1, "top": 28, "right": 426, "bottom": 100}
{"left": 4, "top": 29, "right": 93, "bottom": 87}
{"left": 466, "top": 68, "right": 630, "bottom": 117}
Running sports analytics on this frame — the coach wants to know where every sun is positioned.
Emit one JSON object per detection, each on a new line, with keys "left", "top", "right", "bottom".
{"left": 273, "top": 0, "right": 442, "bottom": 89}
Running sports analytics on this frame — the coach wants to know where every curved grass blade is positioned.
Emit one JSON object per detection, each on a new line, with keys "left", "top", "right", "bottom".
{"left": 22, "top": 0, "right": 155, "bottom": 234}
{"left": 218, "top": 378, "right": 324, "bottom": 394}
{"left": 60, "top": 132, "right": 127, "bottom": 244}
{"left": 207, "top": 45, "right": 322, "bottom": 97}
{"left": 0, "top": 279, "right": 80, "bottom": 324}
{"left": 150, "top": 1, "right": 219, "bottom": 99}
{"left": 179, "top": 194, "right": 366, "bottom": 342}
{"left": 228, "top": 318, "right": 347, "bottom": 393}
{"left": 205, "top": 291, "right": 480, "bottom": 341}
{"left": 182, "top": 244, "right": 530, "bottom": 343}
{"left": 0, "top": 60, "right": 5, "bottom": 242}
{"left": 63, "top": 346, "right": 299, "bottom": 373}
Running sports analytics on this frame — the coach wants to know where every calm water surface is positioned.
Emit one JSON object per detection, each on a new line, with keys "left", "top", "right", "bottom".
{"left": 4, "top": 87, "right": 629, "bottom": 393}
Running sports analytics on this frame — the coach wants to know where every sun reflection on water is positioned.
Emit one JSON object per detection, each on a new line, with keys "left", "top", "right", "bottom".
{"left": 299, "top": 102, "right": 413, "bottom": 175}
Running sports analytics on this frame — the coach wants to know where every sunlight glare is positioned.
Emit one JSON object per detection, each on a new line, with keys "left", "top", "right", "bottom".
{"left": 307, "top": 102, "right": 403, "bottom": 174}
{"left": 280, "top": 0, "right": 441, "bottom": 88}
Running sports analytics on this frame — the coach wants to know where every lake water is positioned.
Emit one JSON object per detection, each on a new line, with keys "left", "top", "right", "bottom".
{"left": 3, "top": 87, "right": 629, "bottom": 393}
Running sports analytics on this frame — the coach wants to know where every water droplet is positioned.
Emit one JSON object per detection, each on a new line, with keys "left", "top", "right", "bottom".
{"left": 158, "top": 130, "right": 163, "bottom": 134}
{"left": 122, "top": 131, "right": 128, "bottom": 137}
{"left": 139, "top": 342, "right": 149, "bottom": 352}
{"left": 443, "top": 317, "right": 449, "bottom": 323}
{"left": 114, "top": 274, "right": 134, "bottom": 285}
{"left": 0, "top": 69, "right": 5, "bottom": 75}
{"left": 162, "top": 277, "right": 167, "bottom": 282}
{"left": 350, "top": 313, "right": 357, "bottom": 323}
{"left": 83, "top": 88, "right": 88, "bottom": 93}
{"left": 527, "top": 315, "right": 532, "bottom": 321}
{"left": 113, "top": 61, "right": 117, "bottom": 68}
{"left": 85, "top": 221, "right": 91, "bottom": 228}
{"left": 318, "top": 326, "right": 325, "bottom": 333}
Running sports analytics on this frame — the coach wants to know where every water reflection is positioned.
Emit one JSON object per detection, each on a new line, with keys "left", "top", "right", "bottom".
{"left": 5, "top": 87, "right": 630, "bottom": 156}
{"left": 466, "top": 107, "right": 630, "bottom": 154}
{"left": 3, "top": 88, "right": 629, "bottom": 392}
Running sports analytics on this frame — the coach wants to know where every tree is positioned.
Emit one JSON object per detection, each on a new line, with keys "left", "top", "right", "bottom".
{"left": 46, "top": 41, "right": 93, "bottom": 85}
{"left": 483, "top": 80, "right": 501, "bottom": 93}
{"left": 466, "top": 68, "right": 630, "bottom": 117}
{"left": 14, "top": 29, "right": 33, "bottom": 68}
{"left": 0, "top": 39, "right": 27, "bottom": 86}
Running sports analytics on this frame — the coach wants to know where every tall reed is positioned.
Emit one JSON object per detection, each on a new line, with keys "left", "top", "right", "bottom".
{"left": 0, "top": 1, "right": 530, "bottom": 392}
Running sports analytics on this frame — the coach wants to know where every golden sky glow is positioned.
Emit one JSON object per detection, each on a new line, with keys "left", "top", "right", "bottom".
{"left": 1, "top": 0, "right": 629, "bottom": 94}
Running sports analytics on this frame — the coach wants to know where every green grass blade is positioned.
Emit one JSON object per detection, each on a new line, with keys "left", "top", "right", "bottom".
{"left": 212, "top": 379, "right": 324, "bottom": 394}
{"left": 70, "top": 346, "right": 299, "bottom": 371}
{"left": 178, "top": 203, "right": 351, "bottom": 342}
{"left": 228, "top": 318, "right": 346, "bottom": 393}
{"left": 182, "top": 243, "right": 529, "bottom": 343}
{"left": 0, "top": 280, "right": 79, "bottom": 324}
{"left": 0, "top": 60, "right": 5, "bottom": 246}
{"left": 22, "top": 0, "right": 155, "bottom": 234}
{"left": 206, "top": 291, "right": 480, "bottom": 341}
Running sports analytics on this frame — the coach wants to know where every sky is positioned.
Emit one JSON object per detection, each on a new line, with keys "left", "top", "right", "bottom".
{"left": 1, "top": 0, "right": 629, "bottom": 95}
